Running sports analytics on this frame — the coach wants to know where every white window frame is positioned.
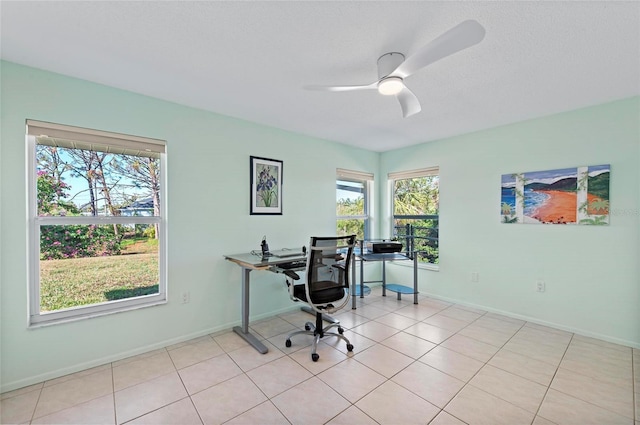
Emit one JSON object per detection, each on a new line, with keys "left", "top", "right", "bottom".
{"left": 27, "top": 120, "right": 168, "bottom": 327}
{"left": 389, "top": 167, "right": 439, "bottom": 270}
{"left": 336, "top": 169, "right": 373, "bottom": 240}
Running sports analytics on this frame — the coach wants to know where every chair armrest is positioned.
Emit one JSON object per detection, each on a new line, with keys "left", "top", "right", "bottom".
{"left": 284, "top": 270, "right": 300, "bottom": 280}
{"left": 331, "top": 263, "right": 346, "bottom": 272}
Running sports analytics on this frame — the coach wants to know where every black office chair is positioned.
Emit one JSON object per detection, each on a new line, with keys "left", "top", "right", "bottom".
{"left": 283, "top": 235, "right": 356, "bottom": 361}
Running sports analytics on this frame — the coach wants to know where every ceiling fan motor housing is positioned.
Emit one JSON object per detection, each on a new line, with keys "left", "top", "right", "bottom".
{"left": 377, "top": 52, "right": 405, "bottom": 79}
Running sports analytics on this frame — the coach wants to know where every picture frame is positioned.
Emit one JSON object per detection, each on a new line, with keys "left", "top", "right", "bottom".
{"left": 250, "top": 156, "right": 283, "bottom": 215}
{"left": 500, "top": 164, "right": 610, "bottom": 225}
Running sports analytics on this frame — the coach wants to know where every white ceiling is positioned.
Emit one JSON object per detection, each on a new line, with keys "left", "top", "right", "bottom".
{"left": 1, "top": 1, "right": 639, "bottom": 152}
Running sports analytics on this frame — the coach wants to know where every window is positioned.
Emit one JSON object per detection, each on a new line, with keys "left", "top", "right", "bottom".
{"left": 27, "top": 120, "right": 167, "bottom": 326}
{"left": 336, "top": 169, "right": 373, "bottom": 240}
{"left": 390, "top": 167, "right": 439, "bottom": 265}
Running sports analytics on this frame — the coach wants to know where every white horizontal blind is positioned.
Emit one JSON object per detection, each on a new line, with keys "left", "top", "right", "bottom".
{"left": 388, "top": 167, "right": 438, "bottom": 180}
{"left": 27, "top": 120, "right": 165, "bottom": 158}
{"left": 337, "top": 168, "right": 374, "bottom": 181}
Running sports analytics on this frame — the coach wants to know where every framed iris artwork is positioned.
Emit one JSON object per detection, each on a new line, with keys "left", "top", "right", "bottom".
{"left": 250, "top": 156, "right": 283, "bottom": 215}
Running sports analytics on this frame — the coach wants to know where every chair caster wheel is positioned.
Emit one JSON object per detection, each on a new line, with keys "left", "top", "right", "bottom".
{"left": 346, "top": 344, "right": 354, "bottom": 352}
{"left": 311, "top": 353, "right": 319, "bottom": 362}
{"left": 338, "top": 327, "right": 344, "bottom": 334}
{"left": 285, "top": 339, "right": 292, "bottom": 348}
{"left": 305, "top": 324, "right": 311, "bottom": 331}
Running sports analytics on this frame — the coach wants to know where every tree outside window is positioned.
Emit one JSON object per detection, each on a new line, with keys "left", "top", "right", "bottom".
{"left": 391, "top": 170, "right": 439, "bottom": 264}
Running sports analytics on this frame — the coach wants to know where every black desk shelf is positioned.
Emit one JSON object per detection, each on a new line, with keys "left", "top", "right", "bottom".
{"left": 352, "top": 240, "right": 419, "bottom": 309}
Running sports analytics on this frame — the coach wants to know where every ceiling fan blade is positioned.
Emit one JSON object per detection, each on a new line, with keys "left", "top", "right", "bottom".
{"left": 304, "top": 82, "right": 378, "bottom": 92}
{"left": 396, "top": 86, "right": 421, "bottom": 118}
{"left": 391, "top": 20, "right": 486, "bottom": 78}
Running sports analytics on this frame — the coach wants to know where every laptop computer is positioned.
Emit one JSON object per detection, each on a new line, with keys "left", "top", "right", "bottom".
{"left": 270, "top": 249, "right": 305, "bottom": 258}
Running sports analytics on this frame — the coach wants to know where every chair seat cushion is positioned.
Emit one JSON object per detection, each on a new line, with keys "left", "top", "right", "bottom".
{"left": 293, "top": 281, "right": 345, "bottom": 305}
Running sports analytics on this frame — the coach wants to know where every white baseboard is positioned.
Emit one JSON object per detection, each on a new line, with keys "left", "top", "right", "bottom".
{"left": 1, "top": 304, "right": 301, "bottom": 394}
{"left": 422, "top": 291, "right": 640, "bottom": 350}
{"left": 3, "top": 294, "right": 635, "bottom": 393}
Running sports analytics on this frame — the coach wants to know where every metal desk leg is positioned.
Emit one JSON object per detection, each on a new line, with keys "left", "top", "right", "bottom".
{"left": 413, "top": 253, "right": 419, "bottom": 304}
{"left": 382, "top": 260, "right": 387, "bottom": 297}
{"left": 359, "top": 251, "right": 364, "bottom": 298}
{"left": 232, "top": 267, "right": 268, "bottom": 354}
{"left": 352, "top": 253, "right": 357, "bottom": 309}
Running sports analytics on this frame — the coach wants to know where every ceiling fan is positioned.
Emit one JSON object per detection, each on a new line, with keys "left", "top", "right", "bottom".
{"left": 305, "top": 20, "right": 486, "bottom": 118}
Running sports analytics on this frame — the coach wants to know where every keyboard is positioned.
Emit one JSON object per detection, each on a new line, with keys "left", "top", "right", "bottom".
{"left": 278, "top": 260, "right": 306, "bottom": 270}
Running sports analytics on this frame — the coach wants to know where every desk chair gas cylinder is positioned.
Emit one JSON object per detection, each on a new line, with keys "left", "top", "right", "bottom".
{"left": 283, "top": 235, "right": 356, "bottom": 361}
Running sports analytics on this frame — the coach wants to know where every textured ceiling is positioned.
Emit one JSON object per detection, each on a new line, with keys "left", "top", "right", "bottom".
{"left": 1, "top": 1, "right": 639, "bottom": 152}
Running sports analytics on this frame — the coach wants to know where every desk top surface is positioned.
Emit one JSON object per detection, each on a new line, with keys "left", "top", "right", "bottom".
{"left": 224, "top": 251, "right": 307, "bottom": 269}
{"left": 225, "top": 250, "right": 411, "bottom": 267}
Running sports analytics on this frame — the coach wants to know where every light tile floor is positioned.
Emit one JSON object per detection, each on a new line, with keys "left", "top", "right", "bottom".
{"left": 2, "top": 287, "right": 639, "bottom": 425}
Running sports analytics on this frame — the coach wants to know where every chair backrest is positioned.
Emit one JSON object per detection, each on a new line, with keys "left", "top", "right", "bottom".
{"left": 303, "top": 235, "right": 356, "bottom": 313}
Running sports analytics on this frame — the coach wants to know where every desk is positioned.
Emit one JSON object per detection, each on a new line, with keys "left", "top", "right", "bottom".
{"left": 354, "top": 246, "right": 419, "bottom": 309}
{"left": 224, "top": 251, "right": 307, "bottom": 354}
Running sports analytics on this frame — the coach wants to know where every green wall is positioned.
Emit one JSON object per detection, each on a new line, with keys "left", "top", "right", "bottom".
{"left": 1, "top": 60, "right": 638, "bottom": 392}
{"left": 381, "top": 97, "right": 640, "bottom": 347}
{"left": 0, "top": 61, "right": 379, "bottom": 392}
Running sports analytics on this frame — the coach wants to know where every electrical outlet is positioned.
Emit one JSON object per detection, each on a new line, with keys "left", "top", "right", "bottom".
{"left": 181, "top": 291, "right": 190, "bottom": 303}
{"left": 471, "top": 272, "right": 479, "bottom": 283}
{"left": 536, "top": 280, "right": 545, "bottom": 292}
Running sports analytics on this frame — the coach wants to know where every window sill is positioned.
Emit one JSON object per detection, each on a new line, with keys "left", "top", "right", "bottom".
{"left": 420, "top": 263, "right": 440, "bottom": 271}
{"left": 29, "top": 298, "right": 167, "bottom": 329}
{"left": 391, "top": 261, "right": 439, "bottom": 272}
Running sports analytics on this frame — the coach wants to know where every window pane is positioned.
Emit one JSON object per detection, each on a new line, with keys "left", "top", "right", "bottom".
{"left": 36, "top": 144, "right": 161, "bottom": 217}
{"left": 39, "top": 224, "right": 159, "bottom": 313}
{"left": 393, "top": 176, "right": 439, "bottom": 215}
{"left": 337, "top": 179, "right": 365, "bottom": 216}
{"left": 394, "top": 218, "right": 439, "bottom": 264}
{"left": 393, "top": 175, "right": 439, "bottom": 264}
{"left": 30, "top": 124, "right": 165, "bottom": 325}
{"left": 337, "top": 218, "right": 364, "bottom": 240}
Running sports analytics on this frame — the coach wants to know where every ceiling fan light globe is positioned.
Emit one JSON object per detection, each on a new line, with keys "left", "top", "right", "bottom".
{"left": 377, "top": 77, "right": 404, "bottom": 95}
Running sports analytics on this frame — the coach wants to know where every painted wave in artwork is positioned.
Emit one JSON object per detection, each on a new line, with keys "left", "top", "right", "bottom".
{"left": 500, "top": 187, "right": 550, "bottom": 215}
{"left": 523, "top": 189, "right": 551, "bottom": 216}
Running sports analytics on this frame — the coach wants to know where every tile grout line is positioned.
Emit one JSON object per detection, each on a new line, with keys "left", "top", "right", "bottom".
{"left": 544, "top": 343, "right": 636, "bottom": 421}
{"left": 529, "top": 332, "right": 574, "bottom": 425}
{"left": 424, "top": 304, "right": 488, "bottom": 425}
{"left": 111, "top": 362, "right": 117, "bottom": 425}
{"left": 350, "top": 300, "right": 479, "bottom": 424}
{"left": 439, "top": 315, "right": 537, "bottom": 424}
{"left": 633, "top": 349, "right": 637, "bottom": 424}
{"left": 167, "top": 346, "right": 206, "bottom": 425}
{"left": 27, "top": 384, "right": 44, "bottom": 425}
{"left": 4, "top": 294, "right": 635, "bottom": 424}
{"left": 339, "top": 297, "right": 445, "bottom": 424}
{"left": 525, "top": 336, "right": 639, "bottom": 422}
{"left": 277, "top": 300, "right": 432, "bottom": 421}
{"left": 285, "top": 295, "right": 439, "bottom": 423}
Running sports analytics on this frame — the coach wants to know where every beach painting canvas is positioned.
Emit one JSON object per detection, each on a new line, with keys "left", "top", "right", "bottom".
{"left": 501, "top": 164, "right": 609, "bottom": 225}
